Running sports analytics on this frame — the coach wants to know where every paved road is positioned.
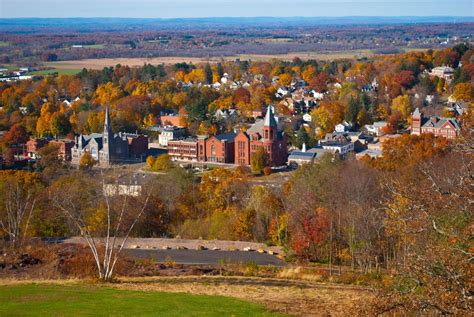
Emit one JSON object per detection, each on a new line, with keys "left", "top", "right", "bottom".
{"left": 126, "top": 249, "right": 286, "bottom": 266}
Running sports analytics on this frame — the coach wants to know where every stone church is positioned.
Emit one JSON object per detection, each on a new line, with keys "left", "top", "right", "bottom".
{"left": 71, "top": 105, "right": 149, "bottom": 167}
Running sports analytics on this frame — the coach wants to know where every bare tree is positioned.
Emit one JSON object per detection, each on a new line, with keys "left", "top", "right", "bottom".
{"left": 50, "top": 170, "right": 152, "bottom": 281}
{"left": 0, "top": 171, "right": 42, "bottom": 249}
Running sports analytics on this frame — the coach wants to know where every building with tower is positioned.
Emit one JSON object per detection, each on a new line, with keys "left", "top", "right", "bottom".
{"left": 234, "top": 105, "right": 287, "bottom": 166}
{"left": 71, "top": 105, "right": 149, "bottom": 167}
{"left": 411, "top": 108, "right": 460, "bottom": 139}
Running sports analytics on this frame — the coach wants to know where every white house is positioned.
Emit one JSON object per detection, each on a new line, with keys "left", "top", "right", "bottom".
{"left": 158, "top": 126, "right": 185, "bottom": 147}
{"left": 276, "top": 87, "right": 289, "bottom": 98}
{"left": 303, "top": 113, "right": 312, "bottom": 122}
{"left": 310, "top": 90, "right": 324, "bottom": 100}
{"left": 364, "top": 121, "right": 388, "bottom": 136}
{"left": 335, "top": 121, "right": 353, "bottom": 133}
{"left": 321, "top": 141, "right": 354, "bottom": 155}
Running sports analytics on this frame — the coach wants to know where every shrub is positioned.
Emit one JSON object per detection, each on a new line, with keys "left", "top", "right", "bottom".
{"left": 152, "top": 154, "right": 172, "bottom": 171}
{"left": 263, "top": 166, "right": 272, "bottom": 176}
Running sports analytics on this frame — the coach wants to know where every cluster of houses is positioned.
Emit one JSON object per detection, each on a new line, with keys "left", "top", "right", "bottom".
{"left": 0, "top": 66, "right": 34, "bottom": 82}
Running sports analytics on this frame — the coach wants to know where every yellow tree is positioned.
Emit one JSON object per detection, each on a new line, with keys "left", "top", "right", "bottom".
{"left": 391, "top": 95, "right": 413, "bottom": 124}
{"left": 452, "top": 82, "right": 473, "bottom": 102}
{"left": 279, "top": 73, "right": 292, "bottom": 86}
{"left": 302, "top": 65, "right": 317, "bottom": 83}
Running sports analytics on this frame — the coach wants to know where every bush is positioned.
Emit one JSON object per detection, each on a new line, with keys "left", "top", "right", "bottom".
{"left": 263, "top": 166, "right": 272, "bottom": 176}
{"left": 152, "top": 154, "right": 172, "bottom": 171}
{"left": 146, "top": 155, "right": 156, "bottom": 168}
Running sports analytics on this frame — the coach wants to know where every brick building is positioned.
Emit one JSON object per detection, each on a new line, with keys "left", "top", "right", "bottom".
{"left": 411, "top": 108, "right": 460, "bottom": 139}
{"left": 168, "top": 138, "right": 198, "bottom": 161}
{"left": 197, "top": 132, "right": 236, "bottom": 163}
{"left": 235, "top": 105, "right": 288, "bottom": 166}
{"left": 26, "top": 138, "right": 75, "bottom": 161}
{"left": 167, "top": 106, "right": 287, "bottom": 166}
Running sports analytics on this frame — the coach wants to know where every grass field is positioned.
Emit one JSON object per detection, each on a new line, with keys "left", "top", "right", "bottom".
{"left": 0, "top": 283, "right": 284, "bottom": 317}
{"left": 30, "top": 68, "right": 82, "bottom": 75}
{"left": 82, "top": 44, "right": 106, "bottom": 49}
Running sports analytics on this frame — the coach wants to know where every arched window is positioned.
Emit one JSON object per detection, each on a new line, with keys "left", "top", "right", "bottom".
{"left": 211, "top": 144, "right": 216, "bottom": 156}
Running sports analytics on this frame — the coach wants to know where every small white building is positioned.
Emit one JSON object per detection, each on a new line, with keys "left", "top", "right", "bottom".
{"left": 158, "top": 126, "right": 185, "bottom": 147}
{"left": 364, "top": 121, "right": 388, "bottom": 137}
{"left": 303, "top": 113, "right": 312, "bottom": 122}
{"left": 335, "top": 121, "right": 353, "bottom": 133}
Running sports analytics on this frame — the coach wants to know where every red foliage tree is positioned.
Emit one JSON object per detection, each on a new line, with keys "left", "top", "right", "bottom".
{"left": 291, "top": 207, "right": 330, "bottom": 261}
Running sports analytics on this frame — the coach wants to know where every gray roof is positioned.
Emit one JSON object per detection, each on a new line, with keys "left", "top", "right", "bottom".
{"left": 421, "top": 117, "right": 460, "bottom": 130}
{"left": 288, "top": 151, "right": 316, "bottom": 161}
{"left": 214, "top": 132, "right": 237, "bottom": 142}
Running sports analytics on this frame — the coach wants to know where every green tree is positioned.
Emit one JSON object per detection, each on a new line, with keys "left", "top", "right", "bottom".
{"left": 251, "top": 147, "right": 268, "bottom": 174}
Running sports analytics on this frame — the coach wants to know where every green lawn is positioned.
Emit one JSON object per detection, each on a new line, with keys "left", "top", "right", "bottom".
{"left": 0, "top": 284, "right": 284, "bottom": 316}
{"left": 30, "top": 69, "right": 81, "bottom": 75}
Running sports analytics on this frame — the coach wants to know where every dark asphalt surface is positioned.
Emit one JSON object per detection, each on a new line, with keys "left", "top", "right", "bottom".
{"left": 126, "top": 249, "right": 286, "bottom": 266}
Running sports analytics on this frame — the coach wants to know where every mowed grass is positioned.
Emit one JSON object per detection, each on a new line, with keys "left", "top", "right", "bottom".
{"left": 30, "top": 68, "right": 81, "bottom": 75}
{"left": 0, "top": 283, "right": 285, "bottom": 317}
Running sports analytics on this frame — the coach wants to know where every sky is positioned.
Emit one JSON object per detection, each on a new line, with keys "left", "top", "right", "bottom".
{"left": 1, "top": 0, "right": 473, "bottom": 18}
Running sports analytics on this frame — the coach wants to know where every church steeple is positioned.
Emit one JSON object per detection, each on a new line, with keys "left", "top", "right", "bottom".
{"left": 104, "top": 104, "right": 111, "bottom": 134}
{"left": 101, "top": 104, "right": 112, "bottom": 167}
{"left": 263, "top": 105, "right": 277, "bottom": 141}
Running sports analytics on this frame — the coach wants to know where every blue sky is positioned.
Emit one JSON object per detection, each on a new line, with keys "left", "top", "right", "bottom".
{"left": 1, "top": 0, "right": 473, "bottom": 18}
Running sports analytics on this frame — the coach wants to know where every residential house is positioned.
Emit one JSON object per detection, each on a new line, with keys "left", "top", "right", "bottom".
{"left": 429, "top": 66, "right": 454, "bottom": 82}
{"left": 364, "top": 121, "right": 388, "bottom": 137}
{"left": 335, "top": 121, "right": 353, "bottom": 133}
{"left": 158, "top": 126, "right": 185, "bottom": 147}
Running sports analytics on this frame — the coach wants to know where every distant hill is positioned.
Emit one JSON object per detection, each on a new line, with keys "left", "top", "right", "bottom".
{"left": 1, "top": 16, "right": 473, "bottom": 32}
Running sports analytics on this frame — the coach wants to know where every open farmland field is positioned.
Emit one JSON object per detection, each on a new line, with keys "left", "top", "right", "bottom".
{"left": 42, "top": 48, "right": 432, "bottom": 70}
{"left": 43, "top": 48, "right": 432, "bottom": 71}
{"left": 43, "top": 49, "right": 377, "bottom": 70}
{"left": 30, "top": 68, "right": 82, "bottom": 75}
{"left": 0, "top": 282, "right": 286, "bottom": 317}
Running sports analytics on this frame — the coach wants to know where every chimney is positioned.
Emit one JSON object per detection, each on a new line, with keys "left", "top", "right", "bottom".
{"left": 302, "top": 143, "right": 306, "bottom": 152}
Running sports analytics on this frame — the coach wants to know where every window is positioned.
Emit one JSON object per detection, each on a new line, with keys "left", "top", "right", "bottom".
{"left": 211, "top": 144, "right": 216, "bottom": 156}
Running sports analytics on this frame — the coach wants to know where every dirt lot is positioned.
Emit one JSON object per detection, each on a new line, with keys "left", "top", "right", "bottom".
{"left": 115, "top": 276, "right": 375, "bottom": 316}
{"left": 44, "top": 50, "right": 375, "bottom": 70}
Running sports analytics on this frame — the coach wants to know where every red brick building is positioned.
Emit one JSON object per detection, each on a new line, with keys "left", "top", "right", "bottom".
{"left": 125, "top": 134, "right": 149, "bottom": 160}
{"left": 197, "top": 133, "right": 236, "bottom": 163}
{"left": 26, "top": 138, "right": 75, "bottom": 161}
{"left": 411, "top": 108, "right": 460, "bottom": 139}
{"left": 168, "top": 138, "right": 198, "bottom": 161}
{"left": 235, "top": 106, "right": 288, "bottom": 166}
{"left": 26, "top": 138, "right": 49, "bottom": 159}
